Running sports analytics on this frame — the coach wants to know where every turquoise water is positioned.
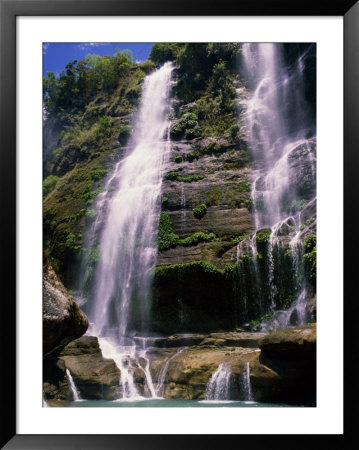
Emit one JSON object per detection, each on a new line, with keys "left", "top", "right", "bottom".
{"left": 70, "top": 399, "right": 291, "bottom": 408}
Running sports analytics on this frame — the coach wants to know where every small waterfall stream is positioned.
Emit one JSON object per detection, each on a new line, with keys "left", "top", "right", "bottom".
{"left": 205, "top": 363, "right": 231, "bottom": 401}
{"left": 66, "top": 369, "right": 81, "bottom": 402}
{"left": 242, "top": 362, "right": 254, "bottom": 403}
{"left": 156, "top": 348, "right": 186, "bottom": 397}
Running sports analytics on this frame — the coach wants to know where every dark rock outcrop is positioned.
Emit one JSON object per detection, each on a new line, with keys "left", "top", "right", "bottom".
{"left": 43, "top": 265, "right": 89, "bottom": 357}
{"left": 43, "top": 357, "right": 71, "bottom": 406}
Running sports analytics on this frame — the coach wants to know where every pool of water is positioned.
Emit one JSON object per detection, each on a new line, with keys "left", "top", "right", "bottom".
{"left": 70, "top": 399, "right": 292, "bottom": 408}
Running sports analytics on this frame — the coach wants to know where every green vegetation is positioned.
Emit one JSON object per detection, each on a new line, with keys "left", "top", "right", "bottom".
{"left": 158, "top": 211, "right": 217, "bottom": 251}
{"left": 154, "top": 260, "right": 230, "bottom": 281}
{"left": 172, "top": 155, "right": 183, "bottom": 163}
{"left": 287, "top": 199, "right": 309, "bottom": 214}
{"left": 158, "top": 211, "right": 179, "bottom": 251}
{"left": 85, "top": 208, "right": 96, "bottom": 219}
{"left": 164, "top": 171, "right": 204, "bottom": 182}
{"left": 150, "top": 43, "right": 242, "bottom": 138}
{"left": 43, "top": 51, "right": 153, "bottom": 279}
{"left": 170, "top": 113, "right": 199, "bottom": 140}
{"left": 255, "top": 229, "right": 272, "bottom": 245}
{"left": 192, "top": 203, "right": 207, "bottom": 219}
{"left": 179, "top": 232, "right": 216, "bottom": 246}
{"left": 149, "top": 43, "right": 183, "bottom": 65}
{"left": 43, "top": 50, "right": 138, "bottom": 113}
{"left": 187, "top": 141, "right": 228, "bottom": 161}
{"left": 300, "top": 217, "right": 316, "bottom": 230}
{"left": 205, "top": 186, "right": 221, "bottom": 206}
{"left": 118, "top": 125, "right": 132, "bottom": 144}
{"left": 303, "top": 234, "right": 316, "bottom": 282}
{"left": 43, "top": 175, "right": 59, "bottom": 198}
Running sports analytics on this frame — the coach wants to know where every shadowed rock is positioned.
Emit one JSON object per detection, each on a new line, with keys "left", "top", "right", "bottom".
{"left": 58, "top": 336, "right": 121, "bottom": 401}
{"left": 43, "top": 265, "right": 89, "bottom": 357}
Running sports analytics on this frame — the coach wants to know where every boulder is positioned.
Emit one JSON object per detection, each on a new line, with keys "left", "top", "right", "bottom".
{"left": 200, "top": 332, "right": 265, "bottom": 348}
{"left": 43, "top": 357, "right": 71, "bottom": 405}
{"left": 150, "top": 334, "right": 206, "bottom": 348}
{"left": 258, "top": 324, "right": 316, "bottom": 358}
{"left": 43, "top": 265, "right": 89, "bottom": 357}
{"left": 58, "top": 336, "right": 121, "bottom": 400}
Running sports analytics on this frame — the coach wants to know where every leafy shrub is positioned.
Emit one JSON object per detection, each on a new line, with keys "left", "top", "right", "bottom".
{"left": 256, "top": 229, "right": 272, "bottom": 245}
{"left": 172, "top": 155, "right": 183, "bottom": 163}
{"left": 158, "top": 211, "right": 179, "bottom": 251}
{"left": 303, "top": 234, "right": 316, "bottom": 281}
{"left": 170, "top": 113, "right": 198, "bottom": 140}
{"left": 118, "top": 125, "right": 132, "bottom": 145}
{"left": 90, "top": 168, "right": 108, "bottom": 181}
{"left": 164, "top": 171, "right": 204, "bottom": 183}
{"left": 229, "top": 123, "right": 240, "bottom": 140}
{"left": 192, "top": 203, "right": 207, "bottom": 219}
{"left": 43, "top": 175, "right": 59, "bottom": 198}
{"left": 85, "top": 208, "right": 96, "bottom": 219}
{"left": 179, "top": 232, "right": 216, "bottom": 246}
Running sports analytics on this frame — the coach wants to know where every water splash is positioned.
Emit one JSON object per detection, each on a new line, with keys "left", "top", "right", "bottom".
{"left": 66, "top": 368, "right": 81, "bottom": 402}
{"left": 155, "top": 348, "right": 186, "bottom": 397}
{"left": 98, "top": 337, "right": 142, "bottom": 400}
{"left": 205, "top": 363, "right": 231, "bottom": 400}
{"left": 242, "top": 362, "right": 254, "bottom": 403}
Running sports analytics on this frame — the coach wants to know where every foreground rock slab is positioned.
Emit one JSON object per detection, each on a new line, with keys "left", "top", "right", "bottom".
{"left": 59, "top": 336, "right": 121, "bottom": 401}
{"left": 43, "top": 265, "right": 89, "bottom": 357}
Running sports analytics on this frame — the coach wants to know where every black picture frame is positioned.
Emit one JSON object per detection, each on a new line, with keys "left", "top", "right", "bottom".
{"left": 1, "top": 0, "right": 357, "bottom": 448}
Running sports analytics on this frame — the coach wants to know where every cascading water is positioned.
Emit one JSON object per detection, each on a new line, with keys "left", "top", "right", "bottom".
{"left": 204, "top": 363, "right": 231, "bottom": 401}
{"left": 79, "top": 62, "right": 174, "bottom": 399}
{"left": 238, "top": 43, "right": 316, "bottom": 329}
{"left": 155, "top": 348, "right": 186, "bottom": 397}
{"left": 66, "top": 369, "right": 81, "bottom": 402}
{"left": 242, "top": 362, "right": 254, "bottom": 403}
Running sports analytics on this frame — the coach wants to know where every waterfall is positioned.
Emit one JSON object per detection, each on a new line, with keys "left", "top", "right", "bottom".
{"left": 155, "top": 348, "right": 186, "bottom": 397}
{"left": 79, "top": 62, "right": 174, "bottom": 400}
{"left": 239, "top": 43, "right": 316, "bottom": 323}
{"left": 242, "top": 362, "right": 254, "bottom": 403}
{"left": 66, "top": 369, "right": 81, "bottom": 402}
{"left": 205, "top": 363, "right": 231, "bottom": 401}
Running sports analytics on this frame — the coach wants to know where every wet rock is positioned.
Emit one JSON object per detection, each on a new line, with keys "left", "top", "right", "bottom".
{"left": 151, "top": 334, "right": 206, "bottom": 348}
{"left": 145, "top": 326, "right": 316, "bottom": 405}
{"left": 258, "top": 324, "right": 316, "bottom": 358}
{"left": 43, "top": 357, "right": 71, "bottom": 402}
{"left": 200, "top": 332, "right": 266, "bottom": 348}
{"left": 58, "top": 336, "right": 121, "bottom": 400}
{"left": 43, "top": 265, "right": 89, "bottom": 357}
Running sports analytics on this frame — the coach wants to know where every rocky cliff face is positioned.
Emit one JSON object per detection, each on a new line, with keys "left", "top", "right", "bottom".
{"left": 148, "top": 117, "right": 316, "bottom": 334}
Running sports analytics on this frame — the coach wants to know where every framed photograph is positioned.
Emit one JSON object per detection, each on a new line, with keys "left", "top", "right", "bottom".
{"left": 1, "top": 0, "right": 357, "bottom": 448}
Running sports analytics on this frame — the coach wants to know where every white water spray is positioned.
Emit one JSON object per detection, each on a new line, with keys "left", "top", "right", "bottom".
{"left": 66, "top": 369, "right": 81, "bottom": 402}
{"left": 82, "top": 63, "right": 174, "bottom": 399}
{"left": 205, "top": 363, "right": 231, "bottom": 401}
{"left": 242, "top": 362, "right": 254, "bottom": 402}
{"left": 156, "top": 348, "right": 186, "bottom": 397}
{"left": 240, "top": 43, "right": 316, "bottom": 320}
